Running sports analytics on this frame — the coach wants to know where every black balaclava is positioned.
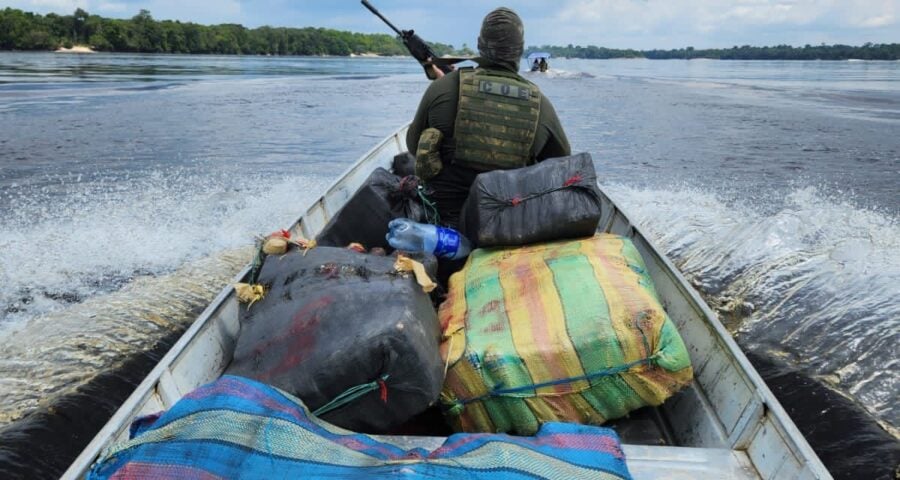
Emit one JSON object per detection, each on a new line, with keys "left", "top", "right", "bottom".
{"left": 477, "top": 7, "right": 524, "bottom": 72}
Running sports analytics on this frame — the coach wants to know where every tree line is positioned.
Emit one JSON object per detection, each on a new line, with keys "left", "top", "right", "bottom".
{"left": 528, "top": 43, "right": 900, "bottom": 61}
{"left": 2, "top": 7, "right": 896, "bottom": 61}
{"left": 0, "top": 8, "right": 472, "bottom": 56}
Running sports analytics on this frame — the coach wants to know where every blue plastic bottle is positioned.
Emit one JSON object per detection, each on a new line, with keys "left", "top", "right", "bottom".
{"left": 386, "top": 218, "right": 472, "bottom": 260}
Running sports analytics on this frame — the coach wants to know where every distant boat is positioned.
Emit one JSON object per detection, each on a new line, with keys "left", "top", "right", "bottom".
{"left": 527, "top": 51, "right": 551, "bottom": 72}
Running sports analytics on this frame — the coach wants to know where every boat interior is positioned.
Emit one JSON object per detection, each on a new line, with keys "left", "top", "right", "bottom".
{"left": 63, "top": 127, "right": 830, "bottom": 480}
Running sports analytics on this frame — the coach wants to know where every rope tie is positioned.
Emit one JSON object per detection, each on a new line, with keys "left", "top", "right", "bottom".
{"left": 417, "top": 186, "right": 441, "bottom": 225}
{"left": 562, "top": 174, "right": 583, "bottom": 187}
{"left": 313, "top": 374, "right": 390, "bottom": 417}
{"left": 486, "top": 170, "right": 594, "bottom": 208}
{"left": 378, "top": 378, "right": 389, "bottom": 403}
{"left": 444, "top": 354, "right": 660, "bottom": 410}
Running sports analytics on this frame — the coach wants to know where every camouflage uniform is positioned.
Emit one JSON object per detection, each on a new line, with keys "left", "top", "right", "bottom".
{"left": 406, "top": 7, "right": 571, "bottom": 229}
{"left": 406, "top": 67, "right": 570, "bottom": 228}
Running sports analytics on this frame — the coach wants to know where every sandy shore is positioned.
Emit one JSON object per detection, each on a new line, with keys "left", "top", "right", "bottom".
{"left": 55, "top": 45, "right": 96, "bottom": 54}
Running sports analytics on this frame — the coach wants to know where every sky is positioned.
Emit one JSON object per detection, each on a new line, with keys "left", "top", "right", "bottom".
{"left": 2, "top": 0, "right": 898, "bottom": 49}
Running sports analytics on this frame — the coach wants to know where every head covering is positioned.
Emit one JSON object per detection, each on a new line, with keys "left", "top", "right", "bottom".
{"left": 477, "top": 7, "right": 524, "bottom": 72}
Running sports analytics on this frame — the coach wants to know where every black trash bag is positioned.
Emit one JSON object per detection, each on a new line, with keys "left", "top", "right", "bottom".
{"left": 317, "top": 168, "right": 426, "bottom": 251}
{"left": 460, "top": 153, "right": 602, "bottom": 247}
{"left": 392, "top": 151, "right": 416, "bottom": 177}
{"left": 227, "top": 246, "right": 443, "bottom": 433}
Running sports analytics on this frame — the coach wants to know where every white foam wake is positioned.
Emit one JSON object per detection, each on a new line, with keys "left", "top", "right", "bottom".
{"left": 604, "top": 183, "right": 900, "bottom": 430}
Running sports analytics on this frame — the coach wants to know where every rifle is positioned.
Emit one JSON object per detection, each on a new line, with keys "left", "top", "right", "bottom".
{"left": 361, "top": 0, "right": 469, "bottom": 80}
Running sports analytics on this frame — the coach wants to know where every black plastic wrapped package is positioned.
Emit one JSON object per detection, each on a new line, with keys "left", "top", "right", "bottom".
{"left": 392, "top": 151, "right": 416, "bottom": 177}
{"left": 316, "top": 168, "right": 426, "bottom": 251}
{"left": 460, "top": 153, "right": 602, "bottom": 247}
{"left": 226, "top": 246, "right": 443, "bottom": 433}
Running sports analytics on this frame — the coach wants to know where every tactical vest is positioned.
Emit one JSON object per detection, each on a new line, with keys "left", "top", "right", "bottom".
{"left": 453, "top": 67, "right": 542, "bottom": 171}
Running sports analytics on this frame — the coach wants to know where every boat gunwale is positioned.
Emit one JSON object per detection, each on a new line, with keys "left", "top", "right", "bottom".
{"left": 597, "top": 189, "right": 828, "bottom": 476}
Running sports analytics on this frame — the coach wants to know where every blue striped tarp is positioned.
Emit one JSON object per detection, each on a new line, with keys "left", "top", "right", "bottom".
{"left": 89, "top": 375, "right": 632, "bottom": 479}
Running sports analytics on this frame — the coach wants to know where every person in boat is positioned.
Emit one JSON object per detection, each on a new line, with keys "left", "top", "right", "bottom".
{"left": 539, "top": 57, "right": 548, "bottom": 72}
{"left": 407, "top": 7, "right": 571, "bottom": 229}
{"left": 531, "top": 58, "right": 541, "bottom": 71}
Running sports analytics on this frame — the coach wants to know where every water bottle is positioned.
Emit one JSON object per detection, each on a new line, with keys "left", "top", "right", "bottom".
{"left": 386, "top": 218, "right": 472, "bottom": 260}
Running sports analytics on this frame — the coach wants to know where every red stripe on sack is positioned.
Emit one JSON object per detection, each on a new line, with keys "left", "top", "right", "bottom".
{"left": 378, "top": 379, "right": 389, "bottom": 403}
{"left": 563, "top": 174, "right": 583, "bottom": 187}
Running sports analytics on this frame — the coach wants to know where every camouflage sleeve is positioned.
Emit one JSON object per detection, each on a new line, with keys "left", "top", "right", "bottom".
{"left": 407, "top": 71, "right": 461, "bottom": 154}
{"left": 535, "top": 96, "right": 572, "bottom": 160}
{"left": 407, "top": 92, "right": 429, "bottom": 153}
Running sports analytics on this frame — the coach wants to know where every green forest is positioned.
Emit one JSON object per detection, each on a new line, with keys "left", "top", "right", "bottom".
{"left": 2, "top": 7, "right": 898, "bottom": 61}
{"left": 0, "top": 8, "right": 471, "bottom": 56}
{"left": 529, "top": 43, "right": 900, "bottom": 61}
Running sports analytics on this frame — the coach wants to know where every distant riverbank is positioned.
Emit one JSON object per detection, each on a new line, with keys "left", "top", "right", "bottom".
{"left": 526, "top": 43, "right": 900, "bottom": 61}
{"left": 3, "top": 7, "right": 897, "bottom": 61}
{"left": 0, "top": 7, "right": 472, "bottom": 57}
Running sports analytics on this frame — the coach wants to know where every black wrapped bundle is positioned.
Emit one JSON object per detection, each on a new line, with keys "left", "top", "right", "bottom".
{"left": 460, "top": 153, "right": 602, "bottom": 247}
{"left": 226, "top": 247, "right": 443, "bottom": 433}
{"left": 317, "top": 168, "right": 426, "bottom": 250}
{"left": 392, "top": 151, "right": 416, "bottom": 177}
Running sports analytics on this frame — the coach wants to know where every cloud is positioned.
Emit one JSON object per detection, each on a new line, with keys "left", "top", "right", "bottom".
{"left": 26, "top": 0, "right": 82, "bottom": 11}
{"left": 541, "top": 0, "right": 899, "bottom": 48}
{"left": 859, "top": 13, "right": 895, "bottom": 28}
{"left": 96, "top": 2, "right": 127, "bottom": 12}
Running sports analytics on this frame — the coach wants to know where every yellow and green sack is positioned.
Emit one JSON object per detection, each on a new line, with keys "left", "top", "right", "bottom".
{"left": 439, "top": 234, "right": 693, "bottom": 435}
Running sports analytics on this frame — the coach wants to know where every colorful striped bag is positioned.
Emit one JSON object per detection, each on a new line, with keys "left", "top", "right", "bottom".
{"left": 88, "top": 376, "right": 633, "bottom": 480}
{"left": 439, "top": 234, "right": 693, "bottom": 434}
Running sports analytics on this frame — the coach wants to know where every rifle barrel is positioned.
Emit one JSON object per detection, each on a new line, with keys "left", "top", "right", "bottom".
{"left": 361, "top": 0, "right": 404, "bottom": 37}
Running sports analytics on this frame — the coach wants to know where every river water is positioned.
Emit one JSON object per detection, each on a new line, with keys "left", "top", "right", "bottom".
{"left": 0, "top": 53, "right": 898, "bottom": 477}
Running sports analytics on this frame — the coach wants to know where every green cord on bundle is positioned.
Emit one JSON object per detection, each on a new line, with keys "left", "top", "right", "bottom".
{"left": 417, "top": 186, "right": 441, "bottom": 225}
{"left": 313, "top": 374, "right": 390, "bottom": 417}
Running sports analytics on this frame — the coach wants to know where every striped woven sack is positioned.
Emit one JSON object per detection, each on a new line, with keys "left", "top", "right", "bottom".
{"left": 439, "top": 234, "right": 693, "bottom": 435}
{"left": 88, "top": 376, "right": 632, "bottom": 480}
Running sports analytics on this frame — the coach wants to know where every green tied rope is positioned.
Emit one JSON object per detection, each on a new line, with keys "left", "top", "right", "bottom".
{"left": 445, "top": 354, "right": 659, "bottom": 411}
{"left": 417, "top": 186, "right": 441, "bottom": 225}
{"left": 443, "top": 322, "right": 660, "bottom": 415}
{"left": 313, "top": 374, "right": 390, "bottom": 417}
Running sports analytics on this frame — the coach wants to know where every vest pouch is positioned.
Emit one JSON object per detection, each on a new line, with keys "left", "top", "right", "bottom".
{"left": 415, "top": 127, "right": 444, "bottom": 181}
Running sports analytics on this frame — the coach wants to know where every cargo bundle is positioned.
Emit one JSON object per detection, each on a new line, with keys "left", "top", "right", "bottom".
{"left": 87, "top": 376, "right": 634, "bottom": 480}
{"left": 316, "top": 168, "right": 434, "bottom": 251}
{"left": 439, "top": 234, "right": 693, "bottom": 435}
{"left": 227, "top": 246, "right": 443, "bottom": 433}
{"left": 460, "top": 153, "right": 602, "bottom": 248}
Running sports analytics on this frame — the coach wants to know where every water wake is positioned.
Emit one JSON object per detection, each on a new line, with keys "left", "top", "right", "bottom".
{"left": 606, "top": 184, "right": 899, "bottom": 433}
{"left": 0, "top": 167, "right": 330, "bottom": 425}
{"left": 0, "top": 168, "right": 330, "bottom": 333}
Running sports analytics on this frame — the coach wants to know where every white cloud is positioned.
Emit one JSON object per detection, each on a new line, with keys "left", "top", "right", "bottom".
{"left": 25, "top": 0, "right": 83, "bottom": 11}
{"left": 96, "top": 2, "right": 127, "bottom": 12}
{"left": 538, "top": 0, "right": 900, "bottom": 48}
{"left": 859, "top": 13, "right": 895, "bottom": 28}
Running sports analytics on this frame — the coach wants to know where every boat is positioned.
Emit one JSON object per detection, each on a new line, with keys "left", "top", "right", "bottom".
{"left": 527, "top": 51, "right": 551, "bottom": 72}
{"left": 62, "top": 125, "right": 832, "bottom": 479}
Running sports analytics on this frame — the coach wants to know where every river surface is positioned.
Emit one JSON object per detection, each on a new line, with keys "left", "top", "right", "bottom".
{"left": 1, "top": 53, "right": 898, "bottom": 476}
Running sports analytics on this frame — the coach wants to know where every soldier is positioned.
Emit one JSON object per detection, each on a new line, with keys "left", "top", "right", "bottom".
{"left": 406, "top": 7, "right": 570, "bottom": 229}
